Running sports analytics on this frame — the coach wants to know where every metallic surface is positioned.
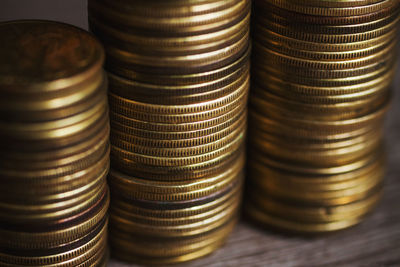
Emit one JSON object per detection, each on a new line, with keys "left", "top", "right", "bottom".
{"left": 0, "top": 20, "right": 109, "bottom": 266}
{"left": 88, "top": 0, "right": 250, "bottom": 264}
{"left": 246, "top": 0, "right": 399, "bottom": 233}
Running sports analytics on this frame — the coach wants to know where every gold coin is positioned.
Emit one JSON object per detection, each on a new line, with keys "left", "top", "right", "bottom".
{"left": 1, "top": 70, "right": 104, "bottom": 103}
{"left": 250, "top": 90, "right": 388, "bottom": 121}
{"left": 259, "top": 9, "right": 400, "bottom": 35}
{"left": 249, "top": 98, "right": 389, "bottom": 134}
{"left": 109, "top": 201, "right": 238, "bottom": 237}
{"left": 110, "top": 117, "right": 245, "bottom": 157}
{"left": 254, "top": 24, "right": 398, "bottom": 53}
{"left": 111, "top": 239, "right": 226, "bottom": 265}
{"left": 252, "top": 67, "right": 394, "bottom": 100}
{"left": 249, "top": 112, "right": 382, "bottom": 141}
{"left": 0, "top": 143, "right": 109, "bottom": 187}
{"left": 110, "top": 89, "right": 248, "bottom": 124}
{"left": 110, "top": 192, "right": 240, "bottom": 226}
{"left": 88, "top": 0, "right": 249, "bottom": 259}
{"left": 255, "top": 49, "right": 395, "bottom": 79}
{"left": 0, "top": 165, "right": 108, "bottom": 205}
{"left": 110, "top": 179, "right": 242, "bottom": 218}
{"left": 248, "top": 154, "right": 384, "bottom": 190}
{"left": 77, "top": 243, "right": 108, "bottom": 267}
{"left": 0, "top": 219, "right": 107, "bottom": 266}
{"left": 109, "top": 105, "right": 246, "bottom": 137}
{"left": 248, "top": 171, "right": 383, "bottom": 205}
{"left": 0, "top": 21, "right": 104, "bottom": 92}
{"left": 0, "top": 188, "right": 109, "bottom": 250}
{"left": 110, "top": 110, "right": 245, "bottom": 147}
{"left": 250, "top": 147, "right": 382, "bottom": 175}
{"left": 0, "top": 19, "right": 110, "bottom": 267}
{"left": 249, "top": 132, "right": 382, "bottom": 166}
{"left": 0, "top": 72, "right": 106, "bottom": 122}
{"left": 107, "top": 57, "right": 249, "bottom": 96}
{"left": 105, "top": 32, "right": 249, "bottom": 75}
{"left": 256, "top": 1, "right": 399, "bottom": 23}
{"left": 0, "top": 128, "right": 108, "bottom": 171}
{"left": 245, "top": 201, "right": 373, "bottom": 234}
{"left": 0, "top": 181, "right": 107, "bottom": 223}
{"left": 0, "top": 143, "right": 109, "bottom": 185}
{"left": 111, "top": 129, "right": 244, "bottom": 167}
{"left": 108, "top": 74, "right": 249, "bottom": 115}
{"left": 0, "top": 110, "right": 109, "bottom": 151}
{"left": 110, "top": 221, "right": 234, "bottom": 265}
{"left": 254, "top": 40, "right": 396, "bottom": 71}
{"left": 109, "top": 218, "right": 236, "bottom": 258}
{"left": 0, "top": 159, "right": 109, "bottom": 201}
{"left": 247, "top": 188, "right": 381, "bottom": 223}
{"left": 0, "top": 117, "right": 109, "bottom": 164}
{"left": 247, "top": 0, "right": 394, "bottom": 234}
{"left": 271, "top": 0, "right": 388, "bottom": 8}
{"left": 109, "top": 176, "right": 242, "bottom": 219}
{"left": 98, "top": 0, "right": 240, "bottom": 17}
{"left": 106, "top": 44, "right": 250, "bottom": 85}
{"left": 107, "top": 61, "right": 249, "bottom": 104}
{"left": 89, "top": 12, "right": 250, "bottom": 56}
{"left": 109, "top": 167, "right": 243, "bottom": 201}
{"left": 262, "top": 0, "right": 397, "bottom": 16}
{"left": 254, "top": 44, "right": 396, "bottom": 77}
{"left": 249, "top": 126, "right": 382, "bottom": 150}
{"left": 252, "top": 78, "right": 392, "bottom": 105}
{"left": 0, "top": 99, "right": 108, "bottom": 141}
{"left": 112, "top": 146, "right": 245, "bottom": 181}
{"left": 257, "top": 15, "right": 398, "bottom": 44}
{"left": 88, "top": 0, "right": 249, "bottom": 33}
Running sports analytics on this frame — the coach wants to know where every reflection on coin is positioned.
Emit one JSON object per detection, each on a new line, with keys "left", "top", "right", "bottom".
{"left": 88, "top": 0, "right": 251, "bottom": 264}
{"left": 0, "top": 20, "right": 110, "bottom": 266}
{"left": 246, "top": 0, "right": 398, "bottom": 233}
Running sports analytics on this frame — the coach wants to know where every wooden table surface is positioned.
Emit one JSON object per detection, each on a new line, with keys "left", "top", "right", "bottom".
{"left": 109, "top": 59, "right": 400, "bottom": 267}
{"left": 0, "top": 1, "right": 399, "bottom": 266}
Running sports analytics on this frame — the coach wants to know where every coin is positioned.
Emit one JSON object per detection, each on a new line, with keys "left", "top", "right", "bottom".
{"left": 0, "top": 20, "right": 109, "bottom": 266}
{"left": 247, "top": 0, "right": 397, "bottom": 233}
{"left": 261, "top": 0, "right": 397, "bottom": 16}
{"left": 88, "top": 0, "right": 250, "bottom": 263}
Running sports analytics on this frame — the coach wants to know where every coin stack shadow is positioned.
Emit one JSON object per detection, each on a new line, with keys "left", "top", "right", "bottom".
{"left": 246, "top": 0, "right": 399, "bottom": 233}
{"left": 88, "top": 0, "right": 251, "bottom": 264}
{"left": 0, "top": 21, "right": 110, "bottom": 266}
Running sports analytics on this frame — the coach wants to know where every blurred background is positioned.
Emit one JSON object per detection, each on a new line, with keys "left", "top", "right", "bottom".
{"left": 0, "top": 0, "right": 88, "bottom": 29}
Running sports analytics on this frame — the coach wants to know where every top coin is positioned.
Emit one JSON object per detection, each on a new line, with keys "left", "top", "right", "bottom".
{"left": 269, "top": 0, "right": 386, "bottom": 7}
{"left": 0, "top": 20, "right": 104, "bottom": 92}
{"left": 262, "top": 0, "right": 397, "bottom": 16}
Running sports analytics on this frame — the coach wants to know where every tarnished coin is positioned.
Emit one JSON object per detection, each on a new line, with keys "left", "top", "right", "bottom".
{"left": 88, "top": 0, "right": 250, "bottom": 264}
{"left": 0, "top": 20, "right": 110, "bottom": 266}
{"left": 247, "top": 0, "right": 397, "bottom": 233}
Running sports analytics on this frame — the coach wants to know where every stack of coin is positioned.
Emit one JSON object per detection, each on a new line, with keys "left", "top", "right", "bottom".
{"left": 246, "top": 0, "right": 399, "bottom": 233}
{"left": 88, "top": 0, "right": 250, "bottom": 264}
{"left": 0, "top": 21, "right": 109, "bottom": 266}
